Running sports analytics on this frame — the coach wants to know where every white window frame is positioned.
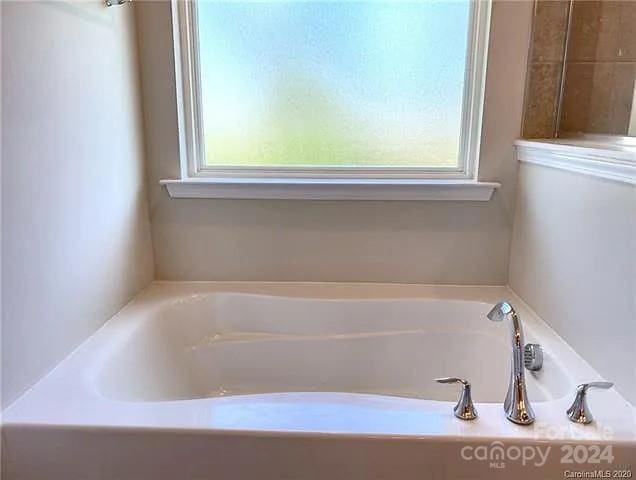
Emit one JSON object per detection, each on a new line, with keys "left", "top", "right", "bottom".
{"left": 163, "top": 0, "right": 499, "bottom": 200}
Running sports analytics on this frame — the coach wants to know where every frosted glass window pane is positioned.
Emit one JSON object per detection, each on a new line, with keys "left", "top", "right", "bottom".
{"left": 197, "top": 1, "right": 471, "bottom": 168}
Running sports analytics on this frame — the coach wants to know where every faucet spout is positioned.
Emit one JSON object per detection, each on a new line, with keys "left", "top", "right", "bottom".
{"left": 487, "top": 301, "right": 535, "bottom": 425}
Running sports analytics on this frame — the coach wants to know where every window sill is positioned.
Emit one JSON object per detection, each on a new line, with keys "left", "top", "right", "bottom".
{"left": 159, "top": 178, "right": 500, "bottom": 201}
{"left": 515, "top": 139, "right": 636, "bottom": 185}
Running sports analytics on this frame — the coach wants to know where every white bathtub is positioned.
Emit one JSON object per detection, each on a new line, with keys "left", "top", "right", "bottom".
{"left": 3, "top": 282, "right": 635, "bottom": 480}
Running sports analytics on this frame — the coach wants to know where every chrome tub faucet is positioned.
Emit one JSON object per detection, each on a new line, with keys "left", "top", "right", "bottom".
{"left": 487, "top": 301, "right": 535, "bottom": 425}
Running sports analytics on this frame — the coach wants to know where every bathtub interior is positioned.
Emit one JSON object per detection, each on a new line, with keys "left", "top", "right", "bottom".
{"left": 96, "top": 293, "right": 570, "bottom": 404}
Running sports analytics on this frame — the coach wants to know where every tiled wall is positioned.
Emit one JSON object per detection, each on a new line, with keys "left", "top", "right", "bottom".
{"left": 523, "top": 0, "right": 636, "bottom": 138}
{"left": 523, "top": 1, "right": 570, "bottom": 138}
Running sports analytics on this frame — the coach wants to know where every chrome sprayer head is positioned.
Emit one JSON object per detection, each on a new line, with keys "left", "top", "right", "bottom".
{"left": 487, "top": 301, "right": 515, "bottom": 322}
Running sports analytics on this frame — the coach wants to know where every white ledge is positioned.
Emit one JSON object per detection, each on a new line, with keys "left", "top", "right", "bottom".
{"left": 515, "top": 139, "right": 636, "bottom": 185}
{"left": 159, "top": 178, "right": 500, "bottom": 201}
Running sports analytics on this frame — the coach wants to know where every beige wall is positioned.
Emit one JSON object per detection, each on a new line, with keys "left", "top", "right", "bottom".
{"left": 1, "top": 1, "right": 154, "bottom": 407}
{"left": 137, "top": 0, "right": 533, "bottom": 284}
{"left": 509, "top": 163, "right": 636, "bottom": 403}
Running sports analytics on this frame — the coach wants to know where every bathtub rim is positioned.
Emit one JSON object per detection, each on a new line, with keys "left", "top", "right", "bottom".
{"left": 3, "top": 281, "right": 634, "bottom": 444}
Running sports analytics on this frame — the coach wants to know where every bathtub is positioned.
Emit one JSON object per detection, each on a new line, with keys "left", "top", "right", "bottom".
{"left": 3, "top": 282, "right": 635, "bottom": 479}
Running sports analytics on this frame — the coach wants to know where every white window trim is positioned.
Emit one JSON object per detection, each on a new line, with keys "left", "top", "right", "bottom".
{"left": 162, "top": 0, "right": 499, "bottom": 201}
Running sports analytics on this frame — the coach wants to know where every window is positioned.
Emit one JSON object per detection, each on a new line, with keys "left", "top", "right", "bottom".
{"left": 167, "top": 0, "right": 496, "bottom": 200}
